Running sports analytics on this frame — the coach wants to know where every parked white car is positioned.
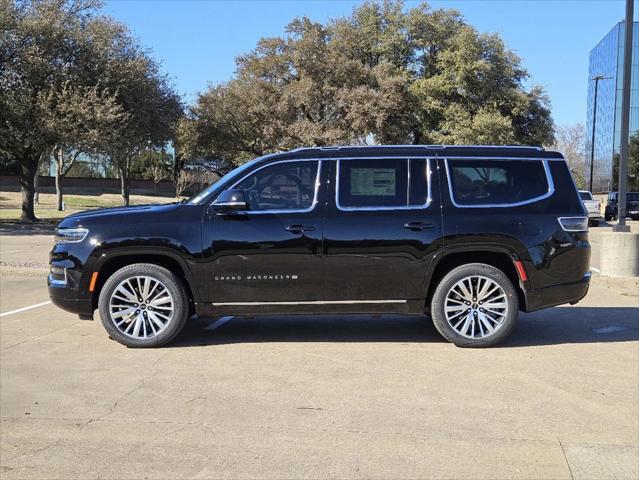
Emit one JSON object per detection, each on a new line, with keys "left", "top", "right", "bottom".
{"left": 579, "top": 190, "right": 602, "bottom": 226}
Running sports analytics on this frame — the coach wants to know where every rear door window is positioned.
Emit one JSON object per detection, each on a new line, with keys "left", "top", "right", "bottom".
{"left": 447, "top": 159, "right": 550, "bottom": 206}
{"left": 337, "top": 158, "right": 430, "bottom": 210}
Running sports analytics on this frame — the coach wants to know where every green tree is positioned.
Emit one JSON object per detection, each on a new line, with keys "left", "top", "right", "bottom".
{"left": 41, "top": 83, "right": 127, "bottom": 210}
{"left": 185, "top": 0, "right": 554, "bottom": 167}
{"left": 130, "top": 149, "right": 174, "bottom": 194}
{"left": 0, "top": 0, "right": 181, "bottom": 218}
{"left": 613, "top": 132, "right": 639, "bottom": 191}
{"left": 0, "top": 0, "right": 99, "bottom": 220}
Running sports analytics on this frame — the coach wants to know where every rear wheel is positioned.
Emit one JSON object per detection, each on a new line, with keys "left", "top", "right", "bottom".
{"left": 98, "top": 263, "right": 189, "bottom": 348}
{"left": 430, "top": 263, "right": 519, "bottom": 347}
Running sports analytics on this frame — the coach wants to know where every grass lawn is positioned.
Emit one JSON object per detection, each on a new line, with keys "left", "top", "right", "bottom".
{"left": 0, "top": 191, "right": 178, "bottom": 222}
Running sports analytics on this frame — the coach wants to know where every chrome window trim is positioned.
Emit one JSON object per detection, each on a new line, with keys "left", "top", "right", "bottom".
{"left": 335, "top": 157, "right": 433, "bottom": 212}
{"left": 444, "top": 157, "right": 555, "bottom": 209}
{"left": 441, "top": 155, "right": 564, "bottom": 161}
{"left": 226, "top": 159, "right": 322, "bottom": 215}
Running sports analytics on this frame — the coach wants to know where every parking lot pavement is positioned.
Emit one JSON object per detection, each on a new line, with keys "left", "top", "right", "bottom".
{"left": 0, "top": 234, "right": 638, "bottom": 479}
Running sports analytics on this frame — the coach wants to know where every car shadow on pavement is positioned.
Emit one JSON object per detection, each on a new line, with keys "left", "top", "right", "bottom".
{"left": 170, "top": 306, "right": 639, "bottom": 348}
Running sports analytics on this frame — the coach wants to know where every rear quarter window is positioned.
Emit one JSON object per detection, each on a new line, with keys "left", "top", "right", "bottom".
{"left": 447, "top": 159, "right": 550, "bottom": 206}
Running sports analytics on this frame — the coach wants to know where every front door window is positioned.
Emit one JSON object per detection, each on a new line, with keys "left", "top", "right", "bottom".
{"left": 233, "top": 161, "right": 320, "bottom": 213}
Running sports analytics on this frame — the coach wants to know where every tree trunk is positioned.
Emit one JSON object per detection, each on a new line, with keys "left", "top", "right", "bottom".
{"left": 19, "top": 156, "right": 38, "bottom": 222}
{"left": 55, "top": 170, "right": 63, "bottom": 211}
{"left": 34, "top": 171, "right": 39, "bottom": 205}
{"left": 119, "top": 167, "right": 130, "bottom": 206}
{"left": 55, "top": 149, "right": 64, "bottom": 211}
{"left": 412, "top": 128, "right": 423, "bottom": 145}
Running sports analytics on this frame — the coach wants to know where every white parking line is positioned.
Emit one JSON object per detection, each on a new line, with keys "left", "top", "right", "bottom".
{"left": 591, "top": 267, "right": 601, "bottom": 274}
{"left": 0, "top": 250, "right": 30, "bottom": 254}
{"left": 0, "top": 301, "right": 52, "bottom": 318}
{"left": 204, "top": 315, "right": 234, "bottom": 331}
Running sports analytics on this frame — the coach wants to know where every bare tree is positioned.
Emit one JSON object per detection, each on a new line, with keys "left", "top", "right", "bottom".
{"left": 548, "top": 124, "right": 587, "bottom": 190}
{"left": 175, "top": 169, "right": 196, "bottom": 199}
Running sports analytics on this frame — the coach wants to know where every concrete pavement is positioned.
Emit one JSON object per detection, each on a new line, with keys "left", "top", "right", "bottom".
{"left": 0, "top": 233, "right": 638, "bottom": 479}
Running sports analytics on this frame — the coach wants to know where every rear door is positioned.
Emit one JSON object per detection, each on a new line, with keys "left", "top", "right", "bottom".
{"left": 322, "top": 157, "right": 443, "bottom": 310}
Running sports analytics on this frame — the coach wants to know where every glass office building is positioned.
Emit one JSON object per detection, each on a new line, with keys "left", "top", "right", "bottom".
{"left": 586, "top": 21, "right": 639, "bottom": 192}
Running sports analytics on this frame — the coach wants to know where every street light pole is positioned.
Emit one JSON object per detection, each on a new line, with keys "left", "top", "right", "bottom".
{"left": 589, "top": 75, "right": 609, "bottom": 192}
{"left": 614, "top": 0, "right": 634, "bottom": 232}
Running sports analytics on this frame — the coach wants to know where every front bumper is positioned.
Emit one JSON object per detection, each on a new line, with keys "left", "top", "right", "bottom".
{"left": 48, "top": 274, "right": 93, "bottom": 318}
{"left": 524, "top": 272, "right": 591, "bottom": 312}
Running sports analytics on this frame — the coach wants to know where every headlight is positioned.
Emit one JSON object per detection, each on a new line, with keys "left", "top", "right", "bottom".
{"left": 55, "top": 228, "right": 89, "bottom": 244}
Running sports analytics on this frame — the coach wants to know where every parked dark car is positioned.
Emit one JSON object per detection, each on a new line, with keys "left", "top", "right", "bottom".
{"left": 604, "top": 191, "right": 639, "bottom": 221}
{"left": 49, "top": 145, "right": 591, "bottom": 348}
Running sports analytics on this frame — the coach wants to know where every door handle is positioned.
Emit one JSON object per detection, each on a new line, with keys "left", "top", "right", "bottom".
{"left": 404, "top": 221, "right": 434, "bottom": 231}
{"left": 285, "top": 224, "right": 316, "bottom": 234}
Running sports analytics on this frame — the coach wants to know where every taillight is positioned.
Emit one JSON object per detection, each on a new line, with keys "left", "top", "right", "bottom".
{"left": 558, "top": 216, "right": 588, "bottom": 232}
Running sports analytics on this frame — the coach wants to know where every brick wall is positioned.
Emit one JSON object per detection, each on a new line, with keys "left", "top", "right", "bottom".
{"left": 0, "top": 175, "right": 177, "bottom": 196}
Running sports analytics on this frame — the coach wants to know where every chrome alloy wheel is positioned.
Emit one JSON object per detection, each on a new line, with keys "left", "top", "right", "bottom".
{"left": 108, "top": 276, "right": 174, "bottom": 339}
{"left": 444, "top": 275, "right": 508, "bottom": 339}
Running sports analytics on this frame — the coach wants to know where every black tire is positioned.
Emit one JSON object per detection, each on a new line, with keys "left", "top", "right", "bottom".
{"left": 589, "top": 219, "right": 599, "bottom": 227}
{"left": 604, "top": 214, "right": 612, "bottom": 221}
{"left": 430, "top": 263, "right": 519, "bottom": 348}
{"left": 98, "top": 263, "right": 189, "bottom": 348}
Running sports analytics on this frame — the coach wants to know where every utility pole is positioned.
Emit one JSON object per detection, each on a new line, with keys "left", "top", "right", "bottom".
{"left": 614, "top": 0, "right": 633, "bottom": 232}
{"left": 589, "top": 75, "right": 610, "bottom": 192}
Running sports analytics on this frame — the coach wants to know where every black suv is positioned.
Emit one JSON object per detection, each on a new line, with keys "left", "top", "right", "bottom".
{"left": 49, "top": 146, "right": 591, "bottom": 348}
{"left": 604, "top": 191, "right": 639, "bottom": 221}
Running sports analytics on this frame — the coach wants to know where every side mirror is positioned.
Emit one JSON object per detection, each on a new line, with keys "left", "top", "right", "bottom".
{"left": 211, "top": 189, "right": 249, "bottom": 213}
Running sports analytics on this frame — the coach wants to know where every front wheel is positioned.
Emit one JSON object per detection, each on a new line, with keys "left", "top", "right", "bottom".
{"left": 430, "top": 263, "right": 519, "bottom": 347}
{"left": 98, "top": 263, "right": 189, "bottom": 347}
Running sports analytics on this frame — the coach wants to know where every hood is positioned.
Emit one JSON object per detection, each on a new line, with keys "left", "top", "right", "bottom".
{"left": 57, "top": 203, "right": 182, "bottom": 228}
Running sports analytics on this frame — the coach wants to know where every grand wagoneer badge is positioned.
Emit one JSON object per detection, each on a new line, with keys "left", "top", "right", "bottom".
{"left": 213, "top": 274, "right": 299, "bottom": 281}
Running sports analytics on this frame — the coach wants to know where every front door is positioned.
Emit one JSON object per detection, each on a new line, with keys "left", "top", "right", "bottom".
{"left": 322, "top": 157, "right": 443, "bottom": 310}
{"left": 201, "top": 159, "right": 325, "bottom": 307}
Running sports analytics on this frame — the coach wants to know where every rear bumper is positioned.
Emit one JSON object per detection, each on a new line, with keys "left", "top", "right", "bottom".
{"left": 524, "top": 272, "right": 591, "bottom": 312}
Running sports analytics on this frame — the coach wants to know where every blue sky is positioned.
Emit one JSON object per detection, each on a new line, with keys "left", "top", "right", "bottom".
{"left": 104, "top": 0, "right": 630, "bottom": 127}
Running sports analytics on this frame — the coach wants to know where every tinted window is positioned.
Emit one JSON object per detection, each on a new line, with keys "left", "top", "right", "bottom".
{"left": 448, "top": 159, "right": 549, "bottom": 206}
{"left": 337, "top": 158, "right": 429, "bottom": 209}
{"left": 579, "top": 191, "right": 593, "bottom": 200}
{"left": 233, "top": 161, "right": 319, "bottom": 211}
{"left": 627, "top": 193, "right": 639, "bottom": 201}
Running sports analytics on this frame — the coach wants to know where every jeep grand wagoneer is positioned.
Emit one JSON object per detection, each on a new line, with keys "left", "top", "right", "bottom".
{"left": 49, "top": 146, "right": 591, "bottom": 348}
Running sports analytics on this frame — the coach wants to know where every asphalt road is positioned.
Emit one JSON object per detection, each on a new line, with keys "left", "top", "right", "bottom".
{"left": 0, "top": 232, "right": 638, "bottom": 479}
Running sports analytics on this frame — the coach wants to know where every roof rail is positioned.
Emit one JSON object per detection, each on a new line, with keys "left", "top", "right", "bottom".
{"left": 297, "top": 144, "right": 545, "bottom": 151}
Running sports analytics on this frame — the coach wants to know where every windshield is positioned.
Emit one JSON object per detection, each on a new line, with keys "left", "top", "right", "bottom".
{"left": 627, "top": 193, "right": 639, "bottom": 202}
{"left": 579, "top": 191, "right": 592, "bottom": 200}
{"left": 187, "top": 157, "right": 262, "bottom": 205}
